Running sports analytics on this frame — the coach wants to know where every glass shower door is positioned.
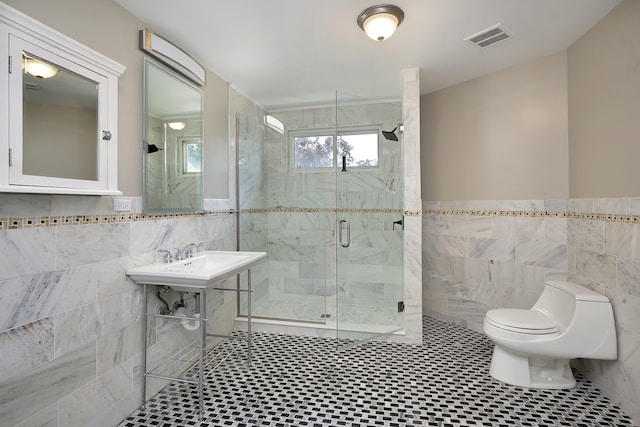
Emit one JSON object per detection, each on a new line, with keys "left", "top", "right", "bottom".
{"left": 334, "top": 92, "right": 404, "bottom": 344}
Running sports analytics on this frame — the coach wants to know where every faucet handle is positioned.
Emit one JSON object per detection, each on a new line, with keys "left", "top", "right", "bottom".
{"left": 184, "top": 242, "right": 200, "bottom": 258}
{"left": 157, "top": 249, "right": 173, "bottom": 263}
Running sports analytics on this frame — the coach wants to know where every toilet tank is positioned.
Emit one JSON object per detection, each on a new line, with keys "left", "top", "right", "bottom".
{"left": 532, "top": 280, "right": 608, "bottom": 331}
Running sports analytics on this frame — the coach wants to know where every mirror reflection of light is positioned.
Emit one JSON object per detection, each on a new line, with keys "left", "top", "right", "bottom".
{"left": 168, "top": 121, "right": 186, "bottom": 130}
{"left": 24, "top": 57, "right": 58, "bottom": 79}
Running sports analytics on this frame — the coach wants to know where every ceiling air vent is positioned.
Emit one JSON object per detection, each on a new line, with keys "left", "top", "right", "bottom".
{"left": 465, "top": 24, "right": 510, "bottom": 48}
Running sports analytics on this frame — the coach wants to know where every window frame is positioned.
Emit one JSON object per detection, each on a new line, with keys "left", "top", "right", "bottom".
{"left": 289, "top": 125, "right": 382, "bottom": 173}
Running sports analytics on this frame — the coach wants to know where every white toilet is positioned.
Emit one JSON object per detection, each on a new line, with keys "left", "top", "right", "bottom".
{"left": 482, "top": 280, "right": 617, "bottom": 389}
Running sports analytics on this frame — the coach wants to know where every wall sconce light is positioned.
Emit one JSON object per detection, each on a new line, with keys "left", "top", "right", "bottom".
{"left": 139, "top": 28, "right": 206, "bottom": 86}
{"left": 264, "top": 114, "right": 284, "bottom": 134}
{"left": 357, "top": 4, "right": 404, "bottom": 41}
{"left": 168, "top": 121, "right": 186, "bottom": 130}
{"left": 23, "top": 56, "right": 58, "bottom": 78}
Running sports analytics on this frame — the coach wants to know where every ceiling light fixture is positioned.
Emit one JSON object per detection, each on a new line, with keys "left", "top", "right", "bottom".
{"left": 168, "top": 121, "right": 186, "bottom": 130}
{"left": 357, "top": 4, "right": 404, "bottom": 42}
{"left": 23, "top": 56, "right": 58, "bottom": 79}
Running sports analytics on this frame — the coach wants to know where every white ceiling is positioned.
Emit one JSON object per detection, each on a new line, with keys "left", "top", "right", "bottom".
{"left": 114, "top": 0, "right": 621, "bottom": 111}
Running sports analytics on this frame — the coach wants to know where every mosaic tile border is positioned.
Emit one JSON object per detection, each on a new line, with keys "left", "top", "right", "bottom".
{"left": 4, "top": 207, "right": 638, "bottom": 231}
{"left": 425, "top": 209, "right": 640, "bottom": 223}
{"left": 241, "top": 207, "right": 640, "bottom": 222}
{"left": 0, "top": 210, "right": 234, "bottom": 231}
{"left": 240, "top": 207, "right": 408, "bottom": 215}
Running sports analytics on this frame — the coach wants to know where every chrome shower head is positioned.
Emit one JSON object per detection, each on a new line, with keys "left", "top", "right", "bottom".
{"left": 147, "top": 143, "right": 163, "bottom": 153}
{"left": 382, "top": 126, "right": 398, "bottom": 141}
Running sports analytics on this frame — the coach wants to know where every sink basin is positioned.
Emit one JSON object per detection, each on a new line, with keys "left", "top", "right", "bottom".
{"left": 126, "top": 251, "right": 267, "bottom": 292}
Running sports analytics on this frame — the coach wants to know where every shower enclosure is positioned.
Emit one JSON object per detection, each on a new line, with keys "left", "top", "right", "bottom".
{"left": 237, "top": 91, "right": 403, "bottom": 343}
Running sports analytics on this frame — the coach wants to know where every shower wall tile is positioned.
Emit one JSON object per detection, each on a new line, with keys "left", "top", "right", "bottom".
{"left": 240, "top": 87, "right": 422, "bottom": 345}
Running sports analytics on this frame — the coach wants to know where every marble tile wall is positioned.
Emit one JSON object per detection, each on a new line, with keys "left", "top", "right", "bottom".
{"left": 422, "top": 197, "right": 640, "bottom": 423}
{"left": 235, "top": 76, "right": 423, "bottom": 343}
{"left": 0, "top": 193, "right": 237, "bottom": 426}
{"left": 252, "top": 101, "right": 405, "bottom": 324}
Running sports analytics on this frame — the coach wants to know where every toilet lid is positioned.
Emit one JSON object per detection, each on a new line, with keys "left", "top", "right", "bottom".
{"left": 486, "top": 309, "right": 560, "bottom": 334}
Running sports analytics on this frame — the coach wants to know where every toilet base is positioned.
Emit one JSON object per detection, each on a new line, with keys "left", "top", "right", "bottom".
{"left": 489, "top": 345, "right": 576, "bottom": 389}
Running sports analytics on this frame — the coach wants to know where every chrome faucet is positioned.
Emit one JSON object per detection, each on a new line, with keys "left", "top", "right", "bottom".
{"left": 157, "top": 249, "right": 173, "bottom": 263}
{"left": 175, "top": 243, "right": 200, "bottom": 260}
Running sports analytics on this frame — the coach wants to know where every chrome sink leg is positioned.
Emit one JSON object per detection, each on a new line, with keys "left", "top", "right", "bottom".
{"left": 198, "top": 290, "right": 206, "bottom": 420}
{"left": 247, "top": 269, "right": 252, "bottom": 366}
{"left": 141, "top": 283, "right": 148, "bottom": 411}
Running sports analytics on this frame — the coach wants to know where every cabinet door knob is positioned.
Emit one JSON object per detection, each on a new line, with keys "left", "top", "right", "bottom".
{"left": 102, "top": 130, "right": 112, "bottom": 140}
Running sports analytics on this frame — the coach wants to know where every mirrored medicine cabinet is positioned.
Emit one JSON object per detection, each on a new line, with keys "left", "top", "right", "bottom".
{"left": 141, "top": 40, "right": 205, "bottom": 214}
{"left": 0, "top": 3, "right": 125, "bottom": 195}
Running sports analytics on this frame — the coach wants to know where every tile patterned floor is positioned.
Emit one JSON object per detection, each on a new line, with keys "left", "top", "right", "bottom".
{"left": 120, "top": 317, "right": 633, "bottom": 426}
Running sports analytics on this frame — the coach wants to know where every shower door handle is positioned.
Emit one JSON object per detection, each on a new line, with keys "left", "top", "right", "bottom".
{"left": 339, "top": 219, "right": 350, "bottom": 248}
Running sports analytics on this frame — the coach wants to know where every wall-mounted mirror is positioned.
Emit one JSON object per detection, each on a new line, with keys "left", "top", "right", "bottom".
{"left": 21, "top": 51, "right": 100, "bottom": 182}
{"left": 143, "top": 59, "right": 203, "bottom": 213}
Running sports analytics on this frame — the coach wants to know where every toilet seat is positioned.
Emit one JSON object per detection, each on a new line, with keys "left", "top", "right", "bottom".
{"left": 485, "top": 309, "right": 560, "bottom": 334}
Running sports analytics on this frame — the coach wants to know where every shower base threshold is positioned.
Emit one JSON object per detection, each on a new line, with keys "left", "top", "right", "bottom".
{"left": 234, "top": 316, "right": 405, "bottom": 341}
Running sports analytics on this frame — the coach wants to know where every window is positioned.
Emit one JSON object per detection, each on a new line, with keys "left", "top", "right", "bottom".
{"left": 291, "top": 127, "right": 380, "bottom": 171}
{"left": 182, "top": 138, "right": 202, "bottom": 174}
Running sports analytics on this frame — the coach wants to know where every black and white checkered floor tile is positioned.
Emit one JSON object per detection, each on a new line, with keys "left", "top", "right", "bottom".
{"left": 120, "top": 317, "right": 633, "bottom": 426}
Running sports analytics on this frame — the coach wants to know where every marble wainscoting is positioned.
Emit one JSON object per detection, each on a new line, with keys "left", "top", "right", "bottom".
{"left": 0, "top": 193, "right": 237, "bottom": 427}
{"left": 422, "top": 197, "right": 640, "bottom": 424}
{"left": 422, "top": 199, "right": 569, "bottom": 331}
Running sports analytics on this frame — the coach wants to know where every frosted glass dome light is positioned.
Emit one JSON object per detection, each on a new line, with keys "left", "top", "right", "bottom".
{"left": 357, "top": 5, "right": 404, "bottom": 42}
{"left": 24, "top": 57, "right": 58, "bottom": 79}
